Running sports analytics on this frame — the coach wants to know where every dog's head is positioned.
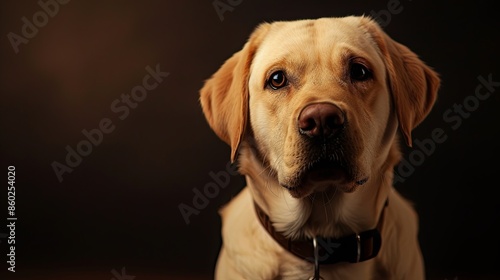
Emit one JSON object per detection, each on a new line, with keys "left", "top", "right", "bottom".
{"left": 200, "top": 16, "right": 440, "bottom": 199}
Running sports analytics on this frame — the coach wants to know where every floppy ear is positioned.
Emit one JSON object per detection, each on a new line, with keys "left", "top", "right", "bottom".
{"left": 200, "top": 23, "right": 270, "bottom": 162}
{"left": 362, "top": 17, "right": 440, "bottom": 147}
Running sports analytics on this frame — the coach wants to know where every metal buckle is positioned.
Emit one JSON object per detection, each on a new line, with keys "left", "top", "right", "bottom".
{"left": 356, "top": 234, "right": 361, "bottom": 263}
{"left": 309, "top": 236, "right": 323, "bottom": 280}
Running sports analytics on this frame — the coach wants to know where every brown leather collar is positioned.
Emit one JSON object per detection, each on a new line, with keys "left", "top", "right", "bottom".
{"left": 254, "top": 199, "right": 387, "bottom": 265}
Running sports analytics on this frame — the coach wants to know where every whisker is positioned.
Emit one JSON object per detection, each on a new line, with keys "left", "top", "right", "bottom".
{"left": 324, "top": 186, "right": 337, "bottom": 206}
{"left": 266, "top": 178, "right": 280, "bottom": 198}
{"left": 322, "top": 192, "right": 330, "bottom": 222}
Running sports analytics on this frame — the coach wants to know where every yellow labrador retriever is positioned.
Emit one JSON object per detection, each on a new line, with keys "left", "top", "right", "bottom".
{"left": 200, "top": 16, "right": 439, "bottom": 280}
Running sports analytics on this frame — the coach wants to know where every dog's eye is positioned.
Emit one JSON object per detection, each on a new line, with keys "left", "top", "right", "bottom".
{"left": 268, "top": 71, "right": 287, "bottom": 90}
{"left": 350, "top": 62, "right": 372, "bottom": 82}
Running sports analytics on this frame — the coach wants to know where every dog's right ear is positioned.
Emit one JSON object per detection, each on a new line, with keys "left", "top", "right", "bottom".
{"left": 200, "top": 23, "right": 270, "bottom": 162}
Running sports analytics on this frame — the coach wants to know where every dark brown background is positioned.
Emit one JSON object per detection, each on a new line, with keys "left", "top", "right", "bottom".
{"left": 1, "top": 0, "right": 499, "bottom": 279}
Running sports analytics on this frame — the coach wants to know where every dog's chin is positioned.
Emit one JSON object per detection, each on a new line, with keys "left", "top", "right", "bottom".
{"left": 281, "top": 161, "right": 368, "bottom": 199}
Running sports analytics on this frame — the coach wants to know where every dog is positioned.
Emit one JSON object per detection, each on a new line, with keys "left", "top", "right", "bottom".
{"left": 200, "top": 16, "right": 440, "bottom": 280}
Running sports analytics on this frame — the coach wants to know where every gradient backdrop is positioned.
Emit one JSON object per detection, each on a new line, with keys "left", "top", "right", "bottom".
{"left": 1, "top": 0, "right": 499, "bottom": 279}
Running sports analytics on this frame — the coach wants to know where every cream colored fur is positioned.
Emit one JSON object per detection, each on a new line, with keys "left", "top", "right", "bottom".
{"left": 200, "top": 16, "right": 440, "bottom": 280}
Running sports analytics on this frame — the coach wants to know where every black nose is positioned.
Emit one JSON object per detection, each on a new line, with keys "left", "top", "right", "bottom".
{"left": 298, "top": 103, "right": 345, "bottom": 138}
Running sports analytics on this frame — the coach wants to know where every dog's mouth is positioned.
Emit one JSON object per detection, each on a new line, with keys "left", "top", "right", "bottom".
{"left": 281, "top": 157, "right": 368, "bottom": 198}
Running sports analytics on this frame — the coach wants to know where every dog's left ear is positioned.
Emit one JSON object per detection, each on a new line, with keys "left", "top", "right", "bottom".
{"left": 200, "top": 23, "right": 270, "bottom": 162}
{"left": 362, "top": 17, "right": 441, "bottom": 147}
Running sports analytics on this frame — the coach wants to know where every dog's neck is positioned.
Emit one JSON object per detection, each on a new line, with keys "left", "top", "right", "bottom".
{"left": 238, "top": 141, "right": 400, "bottom": 240}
